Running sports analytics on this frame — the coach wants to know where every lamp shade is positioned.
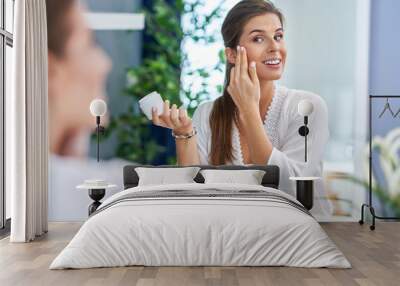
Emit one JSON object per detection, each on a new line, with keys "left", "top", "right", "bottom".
{"left": 297, "top": 99, "right": 314, "bottom": 117}
{"left": 90, "top": 99, "right": 107, "bottom": 117}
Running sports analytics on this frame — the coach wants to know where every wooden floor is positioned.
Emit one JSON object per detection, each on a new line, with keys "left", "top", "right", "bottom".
{"left": 0, "top": 222, "right": 399, "bottom": 286}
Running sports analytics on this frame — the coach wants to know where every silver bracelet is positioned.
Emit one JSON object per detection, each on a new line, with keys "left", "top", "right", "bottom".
{"left": 172, "top": 128, "right": 197, "bottom": 139}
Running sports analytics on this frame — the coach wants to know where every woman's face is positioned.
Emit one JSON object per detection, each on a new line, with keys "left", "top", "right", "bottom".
{"left": 227, "top": 13, "right": 286, "bottom": 82}
{"left": 48, "top": 3, "right": 111, "bottom": 129}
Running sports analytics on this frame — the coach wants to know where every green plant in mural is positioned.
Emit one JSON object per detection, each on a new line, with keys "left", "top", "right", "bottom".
{"left": 104, "top": 0, "right": 225, "bottom": 164}
{"left": 344, "top": 128, "right": 400, "bottom": 216}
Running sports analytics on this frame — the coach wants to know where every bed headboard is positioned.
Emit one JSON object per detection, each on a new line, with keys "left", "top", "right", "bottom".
{"left": 123, "top": 165, "right": 280, "bottom": 189}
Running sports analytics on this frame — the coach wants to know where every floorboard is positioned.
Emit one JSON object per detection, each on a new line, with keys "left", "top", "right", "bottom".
{"left": 0, "top": 222, "right": 398, "bottom": 286}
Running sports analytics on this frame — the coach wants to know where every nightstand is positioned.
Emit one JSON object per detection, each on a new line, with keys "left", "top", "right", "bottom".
{"left": 76, "top": 180, "right": 117, "bottom": 216}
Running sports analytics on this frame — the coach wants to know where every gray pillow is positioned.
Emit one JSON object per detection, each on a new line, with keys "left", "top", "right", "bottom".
{"left": 200, "top": 169, "right": 266, "bottom": 185}
{"left": 135, "top": 167, "right": 201, "bottom": 186}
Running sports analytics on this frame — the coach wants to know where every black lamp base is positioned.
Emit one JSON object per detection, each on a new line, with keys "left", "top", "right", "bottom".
{"left": 295, "top": 180, "right": 314, "bottom": 210}
{"left": 88, "top": 188, "right": 105, "bottom": 216}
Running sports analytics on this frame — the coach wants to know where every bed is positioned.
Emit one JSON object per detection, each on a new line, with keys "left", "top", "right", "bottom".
{"left": 50, "top": 165, "right": 350, "bottom": 269}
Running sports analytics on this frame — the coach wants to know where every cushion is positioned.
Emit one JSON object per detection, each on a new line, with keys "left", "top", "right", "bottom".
{"left": 200, "top": 169, "right": 266, "bottom": 185}
{"left": 135, "top": 167, "right": 201, "bottom": 186}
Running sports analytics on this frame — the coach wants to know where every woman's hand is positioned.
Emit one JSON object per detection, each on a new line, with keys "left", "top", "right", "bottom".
{"left": 227, "top": 46, "right": 260, "bottom": 115}
{"left": 151, "top": 100, "right": 194, "bottom": 135}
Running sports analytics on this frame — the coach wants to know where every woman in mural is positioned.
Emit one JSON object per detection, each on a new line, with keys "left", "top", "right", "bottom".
{"left": 152, "top": 0, "right": 332, "bottom": 217}
{"left": 46, "top": 0, "right": 128, "bottom": 220}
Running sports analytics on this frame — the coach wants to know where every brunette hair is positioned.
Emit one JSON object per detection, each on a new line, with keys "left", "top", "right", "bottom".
{"left": 209, "top": 0, "right": 284, "bottom": 165}
{"left": 46, "top": 0, "right": 76, "bottom": 57}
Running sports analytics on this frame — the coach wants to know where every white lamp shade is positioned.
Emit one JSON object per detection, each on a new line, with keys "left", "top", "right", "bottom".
{"left": 90, "top": 99, "right": 107, "bottom": 116}
{"left": 297, "top": 99, "right": 314, "bottom": 116}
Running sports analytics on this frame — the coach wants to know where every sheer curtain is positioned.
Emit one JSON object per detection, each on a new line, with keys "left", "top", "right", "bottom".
{"left": 6, "top": 0, "right": 48, "bottom": 242}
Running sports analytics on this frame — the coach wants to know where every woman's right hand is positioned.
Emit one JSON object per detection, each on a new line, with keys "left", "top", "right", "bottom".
{"left": 151, "top": 100, "right": 193, "bottom": 135}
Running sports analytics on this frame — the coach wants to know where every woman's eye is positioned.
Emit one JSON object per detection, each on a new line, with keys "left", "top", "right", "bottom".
{"left": 274, "top": 34, "right": 284, "bottom": 41}
{"left": 253, "top": 36, "right": 264, "bottom": 43}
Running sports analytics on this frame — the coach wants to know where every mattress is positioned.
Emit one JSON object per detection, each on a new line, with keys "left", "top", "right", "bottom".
{"left": 50, "top": 183, "right": 350, "bottom": 269}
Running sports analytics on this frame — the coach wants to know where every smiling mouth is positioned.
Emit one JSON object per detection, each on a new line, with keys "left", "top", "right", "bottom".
{"left": 262, "top": 58, "right": 282, "bottom": 65}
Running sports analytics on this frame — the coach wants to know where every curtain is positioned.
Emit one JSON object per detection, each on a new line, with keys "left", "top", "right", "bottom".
{"left": 6, "top": 0, "right": 48, "bottom": 242}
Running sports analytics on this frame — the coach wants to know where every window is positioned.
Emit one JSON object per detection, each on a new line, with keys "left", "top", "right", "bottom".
{"left": 0, "top": 0, "right": 14, "bottom": 232}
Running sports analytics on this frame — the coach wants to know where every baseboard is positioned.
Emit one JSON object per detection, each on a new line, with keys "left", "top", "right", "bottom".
{"left": 317, "top": 215, "right": 357, "bottom": 222}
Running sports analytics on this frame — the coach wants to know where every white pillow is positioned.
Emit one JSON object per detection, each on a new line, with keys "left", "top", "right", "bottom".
{"left": 200, "top": 169, "right": 266, "bottom": 185}
{"left": 135, "top": 167, "right": 201, "bottom": 186}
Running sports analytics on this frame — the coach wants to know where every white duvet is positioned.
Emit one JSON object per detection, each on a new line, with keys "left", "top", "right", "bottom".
{"left": 50, "top": 183, "right": 350, "bottom": 269}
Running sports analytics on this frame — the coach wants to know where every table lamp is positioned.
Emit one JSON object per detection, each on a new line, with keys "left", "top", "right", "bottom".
{"left": 90, "top": 99, "right": 107, "bottom": 162}
{"left": 297, "top": 99, "right": 314, "bottom": 162}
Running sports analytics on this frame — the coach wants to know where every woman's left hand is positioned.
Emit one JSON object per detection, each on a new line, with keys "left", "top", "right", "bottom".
{"left": 227, "top": 46, "right": 260, "bottom": 115}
